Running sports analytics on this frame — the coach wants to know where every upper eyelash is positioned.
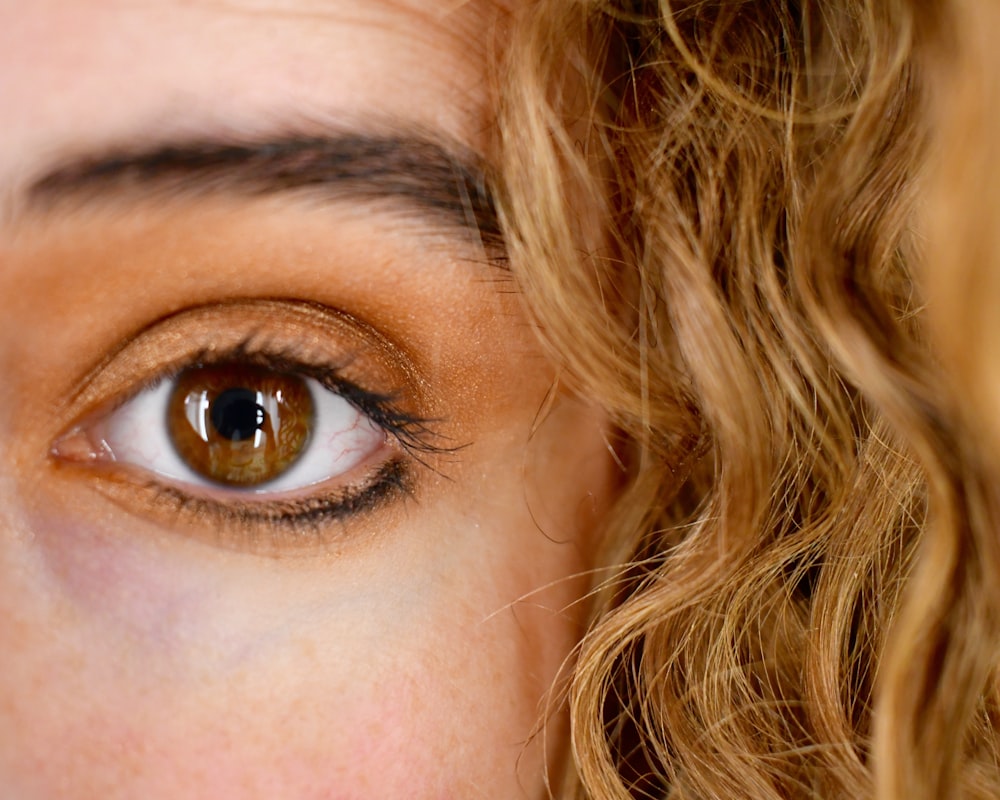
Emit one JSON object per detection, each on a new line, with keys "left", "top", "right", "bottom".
{"left": 143, "top": 335, "right": 460, "bottom": 461}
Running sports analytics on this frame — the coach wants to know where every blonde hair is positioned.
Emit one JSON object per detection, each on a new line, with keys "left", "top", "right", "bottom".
{"left": 494, "top": 1, "right": 1000, "bottom": 797}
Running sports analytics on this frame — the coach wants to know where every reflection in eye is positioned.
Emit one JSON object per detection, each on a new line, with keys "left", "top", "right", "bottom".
{"left": 169, "top": 364, "right": 316, "bottom": 487}
{"left": 103, "top": 363, "right": 385, "bottom": 493}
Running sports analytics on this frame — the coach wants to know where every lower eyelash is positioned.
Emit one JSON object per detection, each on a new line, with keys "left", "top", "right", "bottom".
{"left": 120, "top": 458, "right": 412, "bottom": 547}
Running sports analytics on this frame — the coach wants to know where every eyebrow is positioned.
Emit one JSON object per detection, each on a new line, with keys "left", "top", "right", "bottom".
{"left": 23, "top": 132, "right": 503, "bottom": 250}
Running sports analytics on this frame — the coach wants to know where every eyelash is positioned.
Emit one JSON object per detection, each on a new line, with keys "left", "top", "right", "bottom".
{"left": 144, "top": 459, "right": 411, "bottom": 533}
{"left": 76, "top": 337, "right": 452, "bottom": 536}
{"left": 197, "top": 338, "right": 446, "bottom": 461}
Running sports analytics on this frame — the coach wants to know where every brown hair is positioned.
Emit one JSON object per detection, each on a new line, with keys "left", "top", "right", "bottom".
{"left": 494, "top": 1, "right": 1000, "bottom": 796}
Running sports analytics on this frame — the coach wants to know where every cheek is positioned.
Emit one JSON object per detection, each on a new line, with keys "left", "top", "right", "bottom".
{"left": 81, "top": 673, "right": 451, "bottom": 799}
{"left": 0, "top": 499, "right": 587, "bottom": 799}
{"left": 1, "top": 594, "right": 569, "bottom": 800}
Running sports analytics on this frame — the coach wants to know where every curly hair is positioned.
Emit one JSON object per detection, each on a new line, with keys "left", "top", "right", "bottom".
{"left": 494, "top": 1, "right": 1000, "bottom": 797}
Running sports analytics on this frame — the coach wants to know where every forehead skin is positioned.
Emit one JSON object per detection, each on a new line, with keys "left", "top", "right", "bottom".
{"left": 1, "top": 0, "right": 506, "bottom": 201}
{"left": 0, "top": 1, "right": 617, "bottom": 799}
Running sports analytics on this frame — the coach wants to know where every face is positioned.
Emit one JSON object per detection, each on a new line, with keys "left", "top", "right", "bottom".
{"left": 0, "top": 2, "right": 616, "bottom": 798}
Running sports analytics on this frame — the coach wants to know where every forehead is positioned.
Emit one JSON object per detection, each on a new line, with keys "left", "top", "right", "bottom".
{"left": 0, "top": 0, "right": 507, "bottom": 195}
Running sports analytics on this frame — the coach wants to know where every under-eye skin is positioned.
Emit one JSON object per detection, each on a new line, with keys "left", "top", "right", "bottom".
{"left": 49, "top": 300, "right": 450, "bottom": 550}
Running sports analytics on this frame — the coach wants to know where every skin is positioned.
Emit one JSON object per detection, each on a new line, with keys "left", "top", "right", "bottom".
{"left": 0, "top": 2, "right": 617, "bottom": 798}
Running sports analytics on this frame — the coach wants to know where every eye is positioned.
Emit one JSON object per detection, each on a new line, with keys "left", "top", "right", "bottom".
{"left": 100, "top": 363, "right": 385, "bottom": 493}
{"left": 48, "top": 300, "right": 449, "bottom": 543}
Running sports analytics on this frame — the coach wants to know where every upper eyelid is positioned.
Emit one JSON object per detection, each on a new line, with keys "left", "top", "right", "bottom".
{"left": 56, "top": 298, "right": 433, "bottom": 428}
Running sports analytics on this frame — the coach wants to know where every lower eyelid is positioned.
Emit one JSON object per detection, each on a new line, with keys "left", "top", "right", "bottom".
{"left": 70, "top": 457, "right": 413, "bottom": 555}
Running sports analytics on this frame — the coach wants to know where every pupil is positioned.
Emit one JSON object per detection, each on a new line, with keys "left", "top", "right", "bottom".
{"left": 210, "top": 387, "right": 266, "bottom": 441}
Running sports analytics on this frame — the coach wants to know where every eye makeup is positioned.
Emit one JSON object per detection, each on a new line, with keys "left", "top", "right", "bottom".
{"left": 48, "top": 299, "right": 452, "bottom": 553}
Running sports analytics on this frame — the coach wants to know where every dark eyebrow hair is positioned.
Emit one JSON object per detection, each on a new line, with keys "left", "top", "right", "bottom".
{"left": 24, "top": 132, "right": 503, "bottom": 250}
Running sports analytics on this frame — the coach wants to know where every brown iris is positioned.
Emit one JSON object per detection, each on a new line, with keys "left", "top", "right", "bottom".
{"left": 167, "top": 364, "right": 314, "bottom": 487}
